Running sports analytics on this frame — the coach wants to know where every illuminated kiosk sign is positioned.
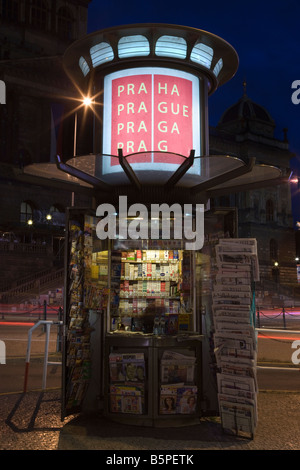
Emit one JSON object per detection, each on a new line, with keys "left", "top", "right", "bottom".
{"left": 102, "top": 67, "right": 201, "bottom": 176}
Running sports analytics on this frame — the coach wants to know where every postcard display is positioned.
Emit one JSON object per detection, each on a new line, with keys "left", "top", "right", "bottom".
{"left": 62, "top": 212, "right": 108, "bottom": 417}
{"left": 212, "top": 239, "right": 259, "bottom": 438}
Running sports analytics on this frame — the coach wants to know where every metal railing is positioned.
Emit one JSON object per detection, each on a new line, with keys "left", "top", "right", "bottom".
{"left": 256, "top": 306, "right": 300, "bottom": 329}
{"left": 23, "top": 320, "right": 63, "bottom": 393}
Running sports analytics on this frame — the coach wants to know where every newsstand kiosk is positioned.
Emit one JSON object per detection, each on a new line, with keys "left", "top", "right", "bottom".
{"left": 46, "top": 24, "right": 283, "bottom": 431}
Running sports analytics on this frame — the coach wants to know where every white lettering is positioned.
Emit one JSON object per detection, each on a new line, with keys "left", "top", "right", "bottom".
{"left": 158, "top": 102, "right": 167, "bottom": 113}
{"left": 117, "top": 123, "right": 124, "bottom": 134}
{"left": 158, "top": 121, "right": 167, "bottom": 132}
{"left": 183, "top": 105, "right": 189, "bottom": 117}
{"left": 158, "top": 82, "right": 167, "bottom": 94}
{"left": 138, "top": 101, "right": 147, "bottom": 113}
{"left": 137, "top": 140, "right": 147, "bottom": 151}
{"left": 171, "top": 122, "right": 179, "bottom": 134}
{"left": 0, "top": 340, "right": 5, "bottom": 364}
{"left": 138, "top": 82, "right": 147, "bottom": 94}
{"left": 137, "top": 121, "right": 147, "bottom": 132}
{"left": 127, "top": 102, "right": 134, "bottom": 114}
{"left": 291, "top": 81, "right": 300, "bottom": 105}
{"left": 171, "top": 103, "right": 179, "bottom": 114}
{"left": 158, "top": 140, "right": 167, "bottom": 151}
{"left": 95, "top": 203, "right": 117, "bottom": 240}
{"left": 0, "top": 80, "right": 6, "bottom": 105}
{"left": 291, "top": 340, "right": 300, "bottom": 365}
{"left": 96, "top": 197, "right": 205, "bottom": 250}
{"left": 117, "top": 104, "right": 124, "bottom": 115}
{"left": 127, "top": 83, "right": 135, "bottom": 94}
{"left": 127, "top": 122, "right": 134, "bottom": 133}
{"left": 171, "top": 84, "right": 179, "bottom": 96}
{"left": 127, "top": 141, "right": 134, "bottom": 152}
{"left": 118, "top": 85, "right": 124, "bottom": 97}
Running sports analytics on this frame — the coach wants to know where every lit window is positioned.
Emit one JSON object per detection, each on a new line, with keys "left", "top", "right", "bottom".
{"left": 90, "top": 42, "right": 114, "bottom": 67}
{"left": 191, "top": 43, "right": 213, "bottom": 68}
{"left": 155, "top": 35, "right": 187, "bottom": 59}
{"left": 79, "top": 56, "right": 90, "bottom": 77}
{"left": 20, "top": 201, "right": 33, "bottom": 224}
{"left": 118, "top": 35, "right": 150, "bottom": 58}
{"left": 213, "top": 58, "right": 223, "bottom": 77}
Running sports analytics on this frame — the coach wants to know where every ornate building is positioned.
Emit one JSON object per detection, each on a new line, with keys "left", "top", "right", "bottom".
{"left": 209, "top": 86, "right": 298, "bottom": 304}
{"left": 0, "top": 0, "right": 92, "bottom": 292}
{"left": 0, "top": 5, "right": 298, "bottom": 304}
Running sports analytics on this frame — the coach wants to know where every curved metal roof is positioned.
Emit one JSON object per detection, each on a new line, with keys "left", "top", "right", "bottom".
{"left": 63, "top": 23, "right": 239, "bottom": 95}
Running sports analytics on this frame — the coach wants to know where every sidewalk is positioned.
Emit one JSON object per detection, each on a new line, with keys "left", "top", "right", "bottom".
{"left": 1, "top": 388, "right": 299, "bottom": 450}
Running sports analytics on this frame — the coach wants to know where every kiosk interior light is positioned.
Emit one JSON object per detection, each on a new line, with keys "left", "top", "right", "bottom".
{"left": 118, "top": 35, "right": 150, "bottom": 58}
{"left": 155, "top": 35, "right": 187, "bottom": 59}
{"left": 90, "top": 42, "right": 114, "bottom": 67}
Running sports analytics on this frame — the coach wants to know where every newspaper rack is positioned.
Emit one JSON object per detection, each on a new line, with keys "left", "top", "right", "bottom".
{"left": 212, "top": 238, "right": 258, "bottom": 439}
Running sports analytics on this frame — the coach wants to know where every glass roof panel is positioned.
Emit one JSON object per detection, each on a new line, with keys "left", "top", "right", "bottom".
{"left": 118, "top": 35, "right": 150, "bottom": 58}
{"left": 155, "top": 35, "right": 187, "bottom": 59}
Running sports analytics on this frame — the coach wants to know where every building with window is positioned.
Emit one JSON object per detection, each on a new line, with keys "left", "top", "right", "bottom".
{"left": 0, "top": 0, "right": 92, "bottom": 291}
{"left": 210, "top": 87, "right": 298, "bottom": 303}
{"left": 0, "top": 8, "right": 298, "bottom": 304}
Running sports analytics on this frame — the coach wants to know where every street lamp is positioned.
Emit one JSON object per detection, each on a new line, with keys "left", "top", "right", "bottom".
{"left": 72, "top": 95, "right": 94, "bottom": 207}
{"left": 73, "top": 95, "right": 94, "bottom": 157}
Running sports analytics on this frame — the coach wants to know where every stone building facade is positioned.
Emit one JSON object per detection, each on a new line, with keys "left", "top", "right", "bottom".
{"left": 0, "top": 5, "right": 298, "bottom": 302}
{"left": 0, "top": 0, "right": 92, "bottom": 289}
{"left": 209, "top": 89, "right": 298, "bottom": 303}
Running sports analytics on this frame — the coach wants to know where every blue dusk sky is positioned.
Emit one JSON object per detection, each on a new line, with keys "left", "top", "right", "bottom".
{"left": 87, "top": 0, "right": 300, "bottom": 165}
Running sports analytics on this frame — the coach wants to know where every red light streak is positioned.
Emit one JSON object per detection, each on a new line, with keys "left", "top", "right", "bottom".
{"left": 258, "top": 334, "right": 300, "bottom": 341}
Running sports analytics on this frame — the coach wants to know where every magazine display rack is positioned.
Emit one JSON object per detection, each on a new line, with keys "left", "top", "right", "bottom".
{"left": 104, "top": 334, "right": 202, "bottom": 426}
{"left": 212, "top": 238, "right": 259, "bottom": 439}
{"left": 159, "top": 349, "right": 198, "bottom": 416}
{"left": 62, "top": 212, "right": 109, "bottom": 418}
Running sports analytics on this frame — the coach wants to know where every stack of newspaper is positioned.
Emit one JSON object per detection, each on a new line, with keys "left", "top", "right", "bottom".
{"left": 212, "top": 238, "right": 259, "bottom": 437}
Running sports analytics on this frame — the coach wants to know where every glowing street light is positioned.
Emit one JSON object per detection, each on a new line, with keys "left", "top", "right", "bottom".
{"left": 73, "top": 95, "right": 93, "bottom": 157}
{"left": 83, "top": 96, "right": 92, "bottom": 107}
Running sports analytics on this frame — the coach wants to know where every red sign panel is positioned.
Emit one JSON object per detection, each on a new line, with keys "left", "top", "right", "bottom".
{"left": 102, "top": 67, "right": 200, "bottom": 174}
{"left": 153, "top": 74, "right": 193, "bottom": 164}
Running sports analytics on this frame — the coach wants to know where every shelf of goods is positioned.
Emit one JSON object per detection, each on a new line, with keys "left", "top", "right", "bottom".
{"left": 110, "top": 249, "right": 193, "bottom": 335}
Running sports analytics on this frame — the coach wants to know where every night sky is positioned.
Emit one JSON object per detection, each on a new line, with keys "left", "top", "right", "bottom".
{"left": 87, "top": 0, "right": 300, "bottom": 163}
